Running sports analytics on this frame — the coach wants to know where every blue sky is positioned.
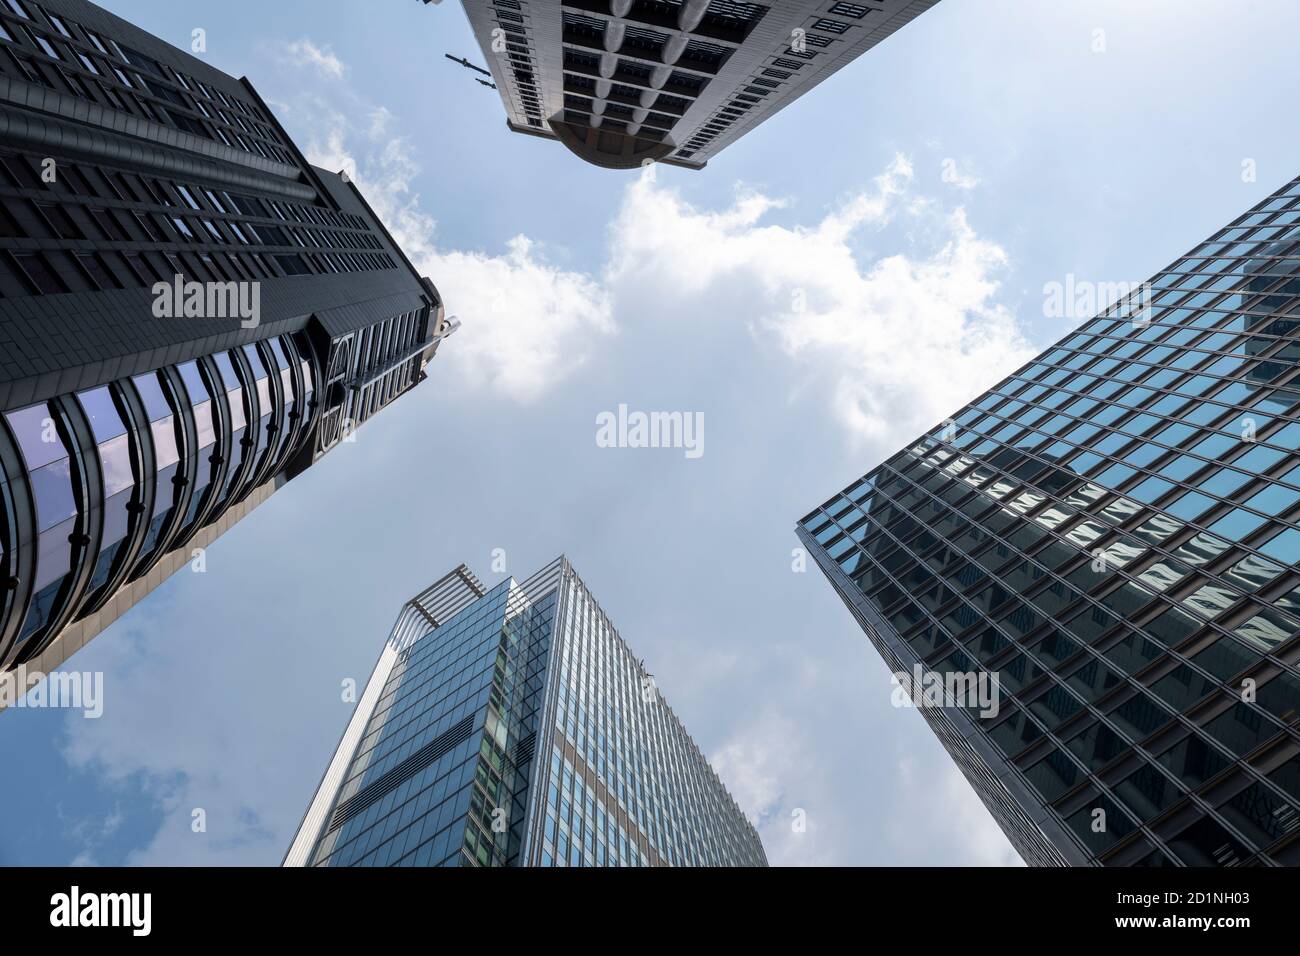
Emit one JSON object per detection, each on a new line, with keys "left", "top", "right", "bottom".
{"left": 1, "top": 0, "right": 1299, "bottom": 866}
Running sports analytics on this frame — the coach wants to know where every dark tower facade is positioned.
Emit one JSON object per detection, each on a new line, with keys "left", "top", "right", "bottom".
{"left": 0, "top": 0, "right": 451, "bottom": 680}
{"left": 443, "top": 0, "right": 939, "bottom": 170}
{"left": 799, "top": 174, "right": 1300, "bottom": 866}
{"left": 285, "top": 558, "right": 767, "bottom": 867}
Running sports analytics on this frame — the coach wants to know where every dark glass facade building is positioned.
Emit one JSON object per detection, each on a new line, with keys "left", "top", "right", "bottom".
{"left": 442, "top": 0, "right": 939, "bottom": 170}
{"left": 0, "top": 0, "right": 450, "bottom": 680}
{"left": 285, "top": 557, "right": 767, "bottom": 867}
{"left": 798, "top": 174, "right": 1300, "bottom": 866}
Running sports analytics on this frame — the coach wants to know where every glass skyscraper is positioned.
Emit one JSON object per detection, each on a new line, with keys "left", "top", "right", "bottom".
{"left": 285, "top": 557, "right": 766, "bottom": 867}
{"left": 0, "top": 0, "right": 451, "bottom": 682}
{"left": 798, "top": 174, "right": 1300, "bottom": 866}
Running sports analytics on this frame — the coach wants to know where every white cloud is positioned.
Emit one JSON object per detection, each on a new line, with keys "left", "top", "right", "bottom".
{"left": 940, "top": 157, "right": 982, "bottom": 190}
{"left": 712, "top": 709, "right": 1023, "bottom": 867}
{"left": 710, "top": 713, "right": 839, "bottom": 867}
{"left": 367, "top": 106, "right": 393, "bottom": 139}
{"left": 607, "top": 156, "right": 1034, "bottom": 447}
{"left": 281, "top": 38, "right": 345, "bottom": 79}
{"left": 56, "top": 577, "right": 344, "bottom": 866}
{"left": 284, "top": 81, "right": 614, "bottom": 403}
{"left": 274, "top": 55, "right": 1024, "bottom": 423}
{"left": 429, "top": 239, "right": 614, "bottom": 401}
{"left": 893, "top": 757, "right": 1026, "bottom": 866}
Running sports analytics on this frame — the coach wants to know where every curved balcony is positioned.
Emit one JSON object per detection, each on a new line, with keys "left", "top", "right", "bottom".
{"left": 282, "top": 332, "right": 321, "bottom": 465}
{"left": 71, "top": 383, "right": 148, "bottom": 618}
{"left": 125, "top": 368, "right": 197, "bottom": 582}
{"left": 202, "top": 350, "right": 255, "bottom": 525}
{"left": 166, "top": 358, "right": 229, "bottom": 550}
{"left": 0, "top": 401, "right": 95, "bottom": 667}
{"left": 264, "top": 336, "right": 306, "bottom": 476}
{"left": 235, "top": 342, "right": 280, "bottom": 501}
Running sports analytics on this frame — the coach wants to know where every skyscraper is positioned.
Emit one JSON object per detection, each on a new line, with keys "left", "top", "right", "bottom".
{"left": 442, "top": 0, "right": 940, "bottom": 170}
{"left": 285, "top": 557, "right": 766, "bottom": 867}
{"left": 798, "top": 174, "right": 1300, "bottom": 867}
{"left": 0, "top": 0, "right": 451, "bottom": 680}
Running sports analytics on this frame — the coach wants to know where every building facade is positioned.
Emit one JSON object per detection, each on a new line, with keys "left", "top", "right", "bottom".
{"left": 798, "top": 174, "right": 1300, "bottom": 866}
{"left": 0, "top": 0, "right": 451, "bottom": 681}
{"left": 285, "top": 557, "right": 767, "bottom": 867}
{"left": 444, "top": 0, "right": 939, "bottom": 170}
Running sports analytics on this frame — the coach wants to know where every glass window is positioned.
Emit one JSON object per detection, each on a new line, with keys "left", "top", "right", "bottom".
{"left": 1129, "top": 476, "right": 1173, "bottom": 504}
{"left": 1166, "top": 814, "right": 1247, "bottom": 866}
{"left": 76, "top": 387, "right": 136, "bottom": 596}
{"left": 1150, "top": 663, "right": 1215, "bottom": 712}
{"left": 1110, "top": 692, "right": 1171, "bottom": 740}
{"left": 1066, "top": 793, "right": 1136, "bottom": 854}
{"left": 1165, "top": 490, "right": 1213, "bottom": 520}
{"left": 1234, "top": 609, "right": 1292, "bottom": 653}
{"left": 130, "top": 372, "right": 183, "bottom": 563}
{"left": 1208, "top": 508, "right": 1268, "bottom": 542}
{"left": 4, "top": 403, "right": 78, "bottom": 641}
{"left": 1172, "top": 532, "right": 1231, "bottom": 567}
{"left": 1258, "top": 527, "right": 1300, "bottom": 564}
{"left": 1024, "top": 747, "right": 1080, "bottom": 802}
{"left": 1028, "top": 681, "right": 1082, "bottom": 729}
{"left": 1066, "top": 720, "right": 1127, "bottom": 771}
{"left": 1223, "top": 553, "right": 1284, "bottom": 592}
{"left": 1243, "top": 483, "right": 1299, "bottom": 517}
{"left": 1113, "top": 761, "right": 1181, "bottom": 820}
{"left": 1218, "top": 780, "right": 1293, "bottom": 849}
{"left": 1156, "top": 733, "right": 1228, "bottom": 789}
{"left": 175, "top": 361, "right": 218, "bottom": 535}
{"left": 1203, "top": 701, "right": 1275, "bottom": 756}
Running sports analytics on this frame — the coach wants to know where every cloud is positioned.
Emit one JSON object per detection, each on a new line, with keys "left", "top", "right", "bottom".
{"left": 273, "top": 51, "right": 1024, "bottom": 423}
{"left": 940, "top": 157, "right": 982, "bottom": 190}
{"left": 280, "top": 64, "right": 614, "bottom": 403}
{"left": 710, "top": 713, "right": 838, "bottom": 867}
{"left": 54, "top": 561, "right": 365, "bottom": 866}
{"left": 280, "top": 38, "right": 345, "bottom": 79}
{"left": 711, "top": 702, "right": 1022, "bottom": 867}
{"left": 429, "top": 239, "right": 615, "bottom": 401}
{"left": 607, "top": 156, "right": 1034, "bottom": 447}
{"left": 893, "top": 757, "right": 1026, "bottom": 866}
{"left": 54, "top": 796, "right": 126, "bottom": 867}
